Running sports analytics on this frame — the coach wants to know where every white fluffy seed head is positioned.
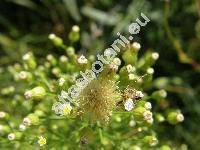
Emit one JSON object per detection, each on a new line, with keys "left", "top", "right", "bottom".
{"left": 152, "top": 52, "right": 159, "bottom": 60}
{"left": 8, "top": 133, "right": 15, "bottom": 140}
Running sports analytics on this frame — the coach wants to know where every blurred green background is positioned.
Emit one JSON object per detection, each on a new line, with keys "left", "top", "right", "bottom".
{"left": 0, "top": 0, "right": 200, "bottom": 149}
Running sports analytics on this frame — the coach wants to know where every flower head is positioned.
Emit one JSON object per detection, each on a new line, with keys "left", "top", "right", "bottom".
{"left": 38, "top": 136, "right": 46, "bottom": 146}
{"left": 78, "top": 77, "right": 120, "bottom": 123}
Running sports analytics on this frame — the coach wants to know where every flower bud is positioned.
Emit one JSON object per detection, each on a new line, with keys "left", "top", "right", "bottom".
{"left": 24, "top": 86, "right": 46, "bottom": 100}
{"left": 19, "top": 124, "right": 26, "bottom": 131}
{"left": 122, "top": 43, "right": 140, "bottom": 65}
{"left": 69, "top": 25, "right": 80, "bottom": 42}
{"left": 49, "top": 33, "right": 63, "bottom": 47}
{"left": 143, "top": 135, "right": 158, "bottom": 146}
{"left": 17, "top": 71, "right": 32, "bottom": 81}
{"left": 167, "top": 110, "right": 184, "bottom": 124}
{"left": 137, "top": 52, "right": 159, "bottom": 70}
{"left": 22, "top": 52, "right": 37, "bottom": 69}
{"left": 47, "top": 54, "right": 57, "bottom": 66}
{"left": 151, "top": 90, "right": 167, "bottom": 101}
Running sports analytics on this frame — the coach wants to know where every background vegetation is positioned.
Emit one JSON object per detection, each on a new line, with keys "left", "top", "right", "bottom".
{"left": 0, "top": 0, "right": 200, "bottom": 149}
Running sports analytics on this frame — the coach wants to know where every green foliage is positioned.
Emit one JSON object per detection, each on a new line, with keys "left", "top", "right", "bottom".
{"left": 0, "top": 0, "right": 200, "bottom": 149}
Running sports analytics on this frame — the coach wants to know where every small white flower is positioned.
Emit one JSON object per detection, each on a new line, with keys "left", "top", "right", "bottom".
{"left": 24, "top": 91, "right": 32, "bottom": 99}
{"left": 46, "top": 54, "right": 53, "bottom": 61}
{"left": 0, "top": 111, "right": 6, "bottom": 118}
{"left": 145, "top": 102, "right": 152, "bottom": 110}
{"left": 60, "top": 55, "right": 68, "bottom": 62}
{"left": 38, "top": 136, "right": 46, "bottom": 146}
{"left": 136, "top": 91, "right": 144, "bottom": 98}
{"left": 151, "top": 52, "right": 159, "bottom": 60}
{"left": 159, "top": 90, "right": 167, "bottom": 98}
{"left": 113, "top": 58, "right": 121, "bottom": 66}
{"left": 124, "top": 98, "right": 135, "bottom": 111}
{"left": 147, "top": 68, "right": 154, "bottom": 74}
{"left": 23, "top": 117, "right": 31, "bottom": 126}
{"left": 62, "top": 103, "right": 72, "bottom": 115}
{"left": 143, "top": 110, "right": 153, "bottom": 121}
{"left": 77, "top": 55, "right": 88, "bottom": 64}
{"left": 8, "top": 133, "right": 15, "bottom": 141}
{"left": 128, "top": 74, "right": 136, "bottom": 80}
{"left": 58, "top": 77, "right": 65, "bottom": 86}
{"left": 149, "top": 137, "right": 158, "bottom": 146}
{"left": 19, "top": 124, "right": 26, "bottom": 131}
{"left": 19, "top": 71, "right": 27, "bottom": 80}
{"left": 132, "top": 42, "right": 141, "bottom": 50}
{"left": 147, "top": 118, "right": 154, "bottom": 124}
{"left": 126, "top": 65, "right": 135, "bottom": 73}
{"left": 176, "top": 113, "right": 184, "bottom": 122}
{"left": 72, "top": 25, "right": 80, "bottom": 32}
{"left": 48, "top": 33, "right": 56, "bottom": 40}
{"left": 22, "top": 53, "right": 31, "bottom": 60}
{"left": 109, "top": 64, "right": 118, "bottom": 71}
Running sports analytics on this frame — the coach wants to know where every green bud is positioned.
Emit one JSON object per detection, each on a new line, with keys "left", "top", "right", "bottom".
{"left": 122, "top": 42, "right": 140, "bottom": 65}
{"left": 0, "top": 125, "right": 11, "bottom": 135}
{"left": 47, "top": 54, "right": 57, "bottom": 66}
{"left": 1, "top": 86, "right": 15, "bottom": 95}
{"left": 137, "top": 52, "right": 159, "bottom": 70}
{"left": 49, "top": 33, "right": 63, "bottom": 47}
{"left": 167, "top": 110, "right": 184, "bottom": 124}
{"left": 155, "top": 113, "right": 165, "bottom": 122}
{"left": 143, "top": 135, "right": 158, "bottom": 146}
{"left": 69, "top": 25, "right": 80, "bottom": 42}
{"left": 132, "top": 106, "right": 146, "bottom": 121}
{"left": 24, "top": 86, "right": 46, "bottom": 100}
{"left": 17, "top": 71, "right": 32, "bottom": 81}
{"left": 22, "top": 52, "right": 37, "bottom": 69}
{"left": 151, "top": 90, "right": 167, "bottom": 101}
